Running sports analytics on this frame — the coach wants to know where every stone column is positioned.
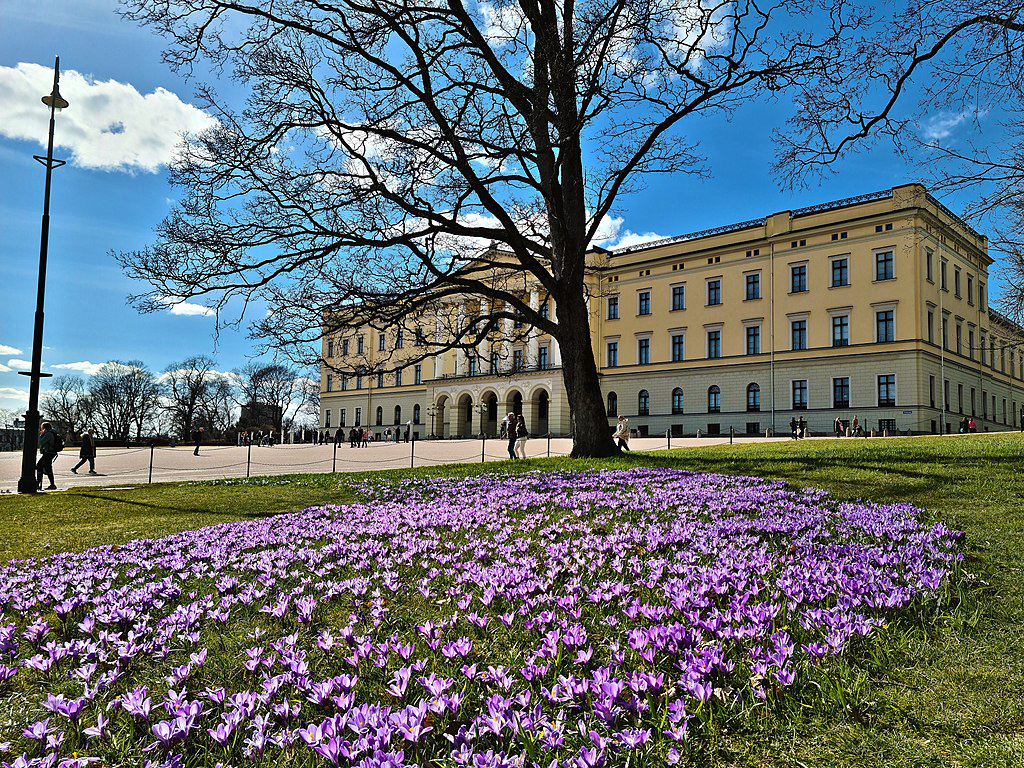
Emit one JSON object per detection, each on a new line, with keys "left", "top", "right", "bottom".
{"left": 551, "top": 338, "right": 562, "bottom": 368}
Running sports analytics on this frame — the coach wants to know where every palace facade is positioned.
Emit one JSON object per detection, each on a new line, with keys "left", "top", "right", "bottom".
{"left": 320, "top": 184, "right": 1024, "bottom": 438}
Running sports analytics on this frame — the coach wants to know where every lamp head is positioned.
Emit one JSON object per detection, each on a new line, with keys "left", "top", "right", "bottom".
{"left": 42, "top": 89, "right": 69, "bottom": 111}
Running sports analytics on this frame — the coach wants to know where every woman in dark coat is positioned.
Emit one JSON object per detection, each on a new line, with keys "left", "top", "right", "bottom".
{"left": 72, "top": 429, "right": 97, "bottom": 475}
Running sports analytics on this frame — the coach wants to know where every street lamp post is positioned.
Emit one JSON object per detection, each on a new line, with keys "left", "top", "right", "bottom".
{"left": 17, "top": 57, "right": 69, "bottom": 494}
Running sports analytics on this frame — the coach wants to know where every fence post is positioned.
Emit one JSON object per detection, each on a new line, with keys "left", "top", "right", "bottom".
{"left": 730, "top": 426, "right": 734, "bottom": 445}
{"left": 667, "top": 428, "right": 671, "bottom": 451}
{"left": 333, "top": 440, "right": 338, "bottom": 473}
{"left": 246, "top": 440, "right": 252, "bottom": 478}
{"left": 481, "top": 433, "right": 486, "bottom": 463}
{"left": 148, "top": 443, "right": 154, "bottom": 484}
{"left": 410, "top": 435, "right": 415, "bottom": 468}
{"left": 547, "top": 432, "right": 551, "bottom": 457}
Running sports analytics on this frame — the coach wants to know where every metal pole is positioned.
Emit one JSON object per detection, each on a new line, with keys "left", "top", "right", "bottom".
{"left": 332, "top": 439, "right": 337, "bottom": 473}
{"left": 17, "top": 58, "right": 65, "bottom": 494}
{"left": 148, "top": 444, "right": 154, "bottom": 484}
{"left": 246, "top": 440, "right": 252, "bottom": 478}
{"left": 730, "top": 425, "right": 734, "bottom": 445}
{"left": 410, "top": 435, "right": 415, "bottom": 468}
{"left": 667, "top": 428, "right": 671, "bottom": 451}
{"left": 481, "top": 433, "right": 485, "bottom": 463}
{"left": 547, "top": 432, "right": 551, "bottom": 457}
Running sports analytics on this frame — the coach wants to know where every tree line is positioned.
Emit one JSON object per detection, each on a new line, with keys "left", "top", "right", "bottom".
{"left": 38, "top": 356, "right": 319, "bottom": 442}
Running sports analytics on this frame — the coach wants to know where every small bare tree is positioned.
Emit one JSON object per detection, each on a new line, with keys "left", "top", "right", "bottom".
{"left": 89, "top": 361, "right": 162, "bottom": 441}
{"left": 40, "top": 375, "right": 93, "bottom": 438}
{"left": 161, "top": 355, "right": 229, "bottom": 439}
{"left": 119, "top": 0, "right": 867, "bottom": 456}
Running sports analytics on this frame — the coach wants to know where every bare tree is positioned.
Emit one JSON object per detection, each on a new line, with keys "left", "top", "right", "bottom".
{"left": 161, "top": 355, "right": 229, "bottom": 439}
{"left": 89, "top": 361, "right": 162, "bottom": 441}
{"left": 233, "top": 361, "right": 310, "bottom": 436}
{"left": 118, "top": 0, "right": 866, "bottom": 456}
{"left": 40, "top": 375, "right": 92, "bottom": 438}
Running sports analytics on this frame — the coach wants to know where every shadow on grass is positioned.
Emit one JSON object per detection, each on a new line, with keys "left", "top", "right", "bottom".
{"left": 72, "top": 492, "right": 281, "bottom": 519}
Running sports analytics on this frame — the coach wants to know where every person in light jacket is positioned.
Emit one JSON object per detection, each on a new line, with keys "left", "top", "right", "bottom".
{"left": 515, "top": 415, "right": 529, "bottom": 459}
{"left": 613, "top": 415, "right": 631, "bottom": 451}
{"left": 71, "top": 429, "right": 97, "bottom": 475}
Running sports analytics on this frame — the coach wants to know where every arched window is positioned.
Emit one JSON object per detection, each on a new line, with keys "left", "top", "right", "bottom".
{"left": 413, "top": 404, "right": 421, "bottom": 424}
{"left": 746, "top": 383, "right": 761, "bottom": 412}
{"left": 638, "top": 389, "right": 650, "bottom": 416}
{"left": 708, "top": 385, "right": 721, "bottom": 413}
{"left": 671, "top": 387, "right": 684, "bottom": 415}
{"left": 607, "top": 392, "right": 618, "bottom": 417}
{"left": 394, "top": 405, "right": 402, "bottom": 424}
{"left": 375, "top": 406, "right": 383, "bottom": 426}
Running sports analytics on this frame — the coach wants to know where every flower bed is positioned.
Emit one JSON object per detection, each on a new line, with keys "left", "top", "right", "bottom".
{"left": 0, "top": 469, "right": 963, "bottom": 767}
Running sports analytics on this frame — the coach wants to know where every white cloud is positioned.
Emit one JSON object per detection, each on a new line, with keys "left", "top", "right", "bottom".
{"left": 921, "top": 109, "right": 986, "bottom": 142}
{"left": 52, "top": 360, "right": 105, "bottom": 376}
{"left": 611, "top": 230, "right": 670, "bottom": 250}
{"left": 0, "top": 62, "right": 217, "bottom": 172}
{"left": 0, "top": 363, "right": 10, "bottom": 373}
{"left": 7, "top": 359, "right": 32, "bottom": 371}
{"left": 0, "top": 344, "right": 22, "bottom": 356}
{"left": 0, "top": 387, "right": 29, "bottom": 409}
{"left": 592, "top": 213, "right": 667, "bottom": 251}
{"left": 157, "top": 296, "right": 216, "bottom": 317}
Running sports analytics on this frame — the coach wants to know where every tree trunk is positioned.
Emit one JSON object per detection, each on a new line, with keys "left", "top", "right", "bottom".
{"left": 557, "top": 289, "right": 618, "bottom": 458}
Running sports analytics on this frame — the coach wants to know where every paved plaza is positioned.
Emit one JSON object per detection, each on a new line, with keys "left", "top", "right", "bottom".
{"left": 0, "top": 435, "right": 788, "bottom": 493}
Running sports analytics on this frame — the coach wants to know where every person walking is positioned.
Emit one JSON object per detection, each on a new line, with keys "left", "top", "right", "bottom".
{"left": 71, "top": 428, "right": 97, "bottom": 475}
{"left": 334, "top": 426, "right": 344, "bottom": 447}
{"left": 968, "top": 416, "right": 977, "bottom": 433}
{"left": 361, "top": 428, "right": 369, "bottom": 448}
{"left": 192, "top": 426, "right": 205, "bottom": 456}
{"left": 36, "top": 421, "right": 61, "bottom": 490}
{"left": 851, "top": 415, "right": 860, "bottom": 437}
{"left": 505, "top": 413, "right": 517, "bottom": 459}
{"left": 798, "top": 417, "right": 806, "bottom": 439}
{"left": 789, "top": 417, "right": 798, "bottom": 440}
{"left": 833, "top": 416, "right": 843, "bottom": 438}
{"left": 613, "top": 415, "right": 631, "bottom": 451}
{"left": 515, "top": 414, "right": 529, "bottom": 459}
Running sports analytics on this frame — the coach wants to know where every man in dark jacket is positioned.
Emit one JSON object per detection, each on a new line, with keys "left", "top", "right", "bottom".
{"left": 192, "top": 426, "right": 204, "bottom": 456}
{"left": 71, "top": 429, "right": 97, "bottom": 474}
{"left": 36, "top": 421, "right": 59, "bottom": 490}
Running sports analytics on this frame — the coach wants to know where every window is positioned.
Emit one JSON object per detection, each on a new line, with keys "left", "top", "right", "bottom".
{"left": 607, "top": 296, "right": 619, "bottom": 320}
{"left": 707, "top": 280, "right": 722, "bottom": 306}
{"left": 745, "top": 273, "right": 761, "bottom": 300}
{"left": 539, "top": 302, "right": 549, "bottom": 320}
{"left": 927, "top": 309, "right": 935, "bottom": 344}
{"left": 791, "top": 319, "right": 807, "bottom": 351}
{"left": 833, "top": 377, "right": 850, "bottom": 408}
{"left": 342, "top": 339, "right": 350, "bottom": 356}
{"left": 875, "top": 250, "right": 894, "bottom": 281}
{"left": 930, "top": 375, "right": 936, "bottom": 408}
{"left": 468, "top": 357, "right": 477, "bottom": 376}
{"left": 792, "top": 380, "right": 808, "bottom": 410}
{"left": 746, "top": 383, "right": 760, "bottom": 412}
{"left": 831, "top": 258, "right": 849, "bottom": 288}
{"left": 877, "top": 374, "right": 896, "bottom": 407}
{"left": 638, "top": 291, "right": 651, "bottom": 316}
{"left": 958, "top": 383, "right": 964, "bottom": 414}
{"left": 672, "top": 285, "right": 686, "bottom": 311}
{"left": 378, "top": 334, "right": 386, "bottom": 352}
{"left": 671, "top": 333, "right": 685, "bottom": 362}
{"left": 414, "top": 365, "right": 422, "bottom": 385}
{"left": 340, "top": 408, "right": 347, "bottom": 427}
{"left": 980, "top": 282, "right": 986, "bottom": 310}
{"left": 956, "top": 322, "right": 962, "bottom": 356}
{"left": 940, "top": 259, "right": 948, "bottom": 290}
{"left": 326, "top": 374, "right": 333, "bottom": 392}
{"left": 637, "top": 338, "right": 651, "bottom": 365}
{"left": 968, "top": 329, "right": 975, "bottom": 361}
{"left": 967, "top": 275, "right": 974, "bottom": 305}
{"left": 708, "top": 386, "right": 721, "bottom": 413}
{"left": 356, "top": 375, "right": 363, "bottom": 390}
{"left": 746, "top": 325, "right": 761, "bottom": 355}
{"left": 942, "top": 316, "right": 949, "bottom": 350}
{"left": 377, "top": 372, "right": 385, "bottom": 388}
{"left": 638, "top": 390, "right": 650, "bottom": 416}
{"left": 876, "top": 310, "right": 895, "bottom": 343}
{"left": 539, "top": 346, "right": 550, "bottom": 369}
{"left": 607, "top": 341, "right": 619, "bottom": 368}
{"left": 981, "top": 332, "right": 987, "bottom": 365}
{"left": 672, "top": 387, "right": 684, "bottom": 415}
{"left": 355, "top": 407, "right": 361, "bottom": 426}
{"left": 375, "top": 406, "right": 383, "bottom": 426}
{"left": 414, "top": 326, "right": 425, "bottom": 346}
{"left": 490, "top": 351, "right": 499, "bottom": 373}
{"left": 954, "top": 268, "right": 961, "bottom": 297}
{"left": 328, "top": 340, "right": 335, "bottom": 357}
{"left": 325, "top": 409, "right": 332, "bottom": 428}
{"left": 926, "top": 249, "right": 934, "bottom": 282}
{"left": 790, "top": 264, "right": 807, "bottom": 293}
{"left": 831, "top": 315, "right": 849, "bottom": 347}
{"left": 394, "top": 405, "right": 402, "bottom": 425}
{"left": 396, "top": 329, "right": 404, "bottom": 349}
{"left": 395, "top": 368, "right": 403, "bottom": 386}
{"left": 413, "top": 404, "right": 421, "bottom": 424}
{"left": 512, "top": 349, "right": 524, "bottom": 371}
{"left": 357, "top": 335, "right": 365, "bottom": 355}
{"left": 341, "top": 376, "right": 348, "bottom": 391}
{"left": 607, "top": 392, "right": 618, "bottom": 417}
{"left": 707, "top": 329, "right": 722, "bottom": 359}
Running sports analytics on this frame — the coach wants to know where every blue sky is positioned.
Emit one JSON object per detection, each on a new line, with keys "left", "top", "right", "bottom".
{"left": 0, "top": 0, "right": 998, "bottom": 415}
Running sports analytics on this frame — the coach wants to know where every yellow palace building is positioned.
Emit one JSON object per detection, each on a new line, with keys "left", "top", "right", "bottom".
{"left": 320, "top": 184, "right": 1024, "bottom": 438}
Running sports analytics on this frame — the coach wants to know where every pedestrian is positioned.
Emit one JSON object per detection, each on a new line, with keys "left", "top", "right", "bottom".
{"left": 384, "top": 427, "right": 392, "bottom": 443}
{"left": 789, "top": 417, "right": 798, "bottom": 440}
{"left": 192, "top": 426, "right": 204, "bottom": 456}
{"left": 613, "top": 415, "right": 631, "bottom": 451}
{"left": 798, "top": 417, "right": 806, "bottom": 439}
{"left": 515, "top": 414, "right": 529, "bottom": 459}
{"left": 959, "top": 416, "right": 968, "bottom": 434}
{"left": 362, "top": 428, "right": 369, "bottom": 448}
{"left": 499, "top": 417, "right": 508, "bottom": 441}
{"left": 406, "top": 420, "right": 413, "bottom": 443}
{"left": 851, "top": 415, "right": 860, "bottom": 437}
{"left": 505, "top": 413, "right": 517, "bottom": 459}
{"left": 71, "top": 428, "right": 97, "bottom": 475}
{"left": 834, "top": 416, "right": 843, "bottom": 438}
{"left": 35, "top": 421, "right": 61, "bottom": 490}
{"left": 968, "top": 416, "right": 977, "bottom": 433}
{"left": 335, "top": 426, "right": 344, "bottom": 447}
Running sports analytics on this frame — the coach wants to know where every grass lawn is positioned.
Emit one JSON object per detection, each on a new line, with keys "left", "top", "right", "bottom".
{"left": 2, "top": 433, "right": 1023, "bottom": 766}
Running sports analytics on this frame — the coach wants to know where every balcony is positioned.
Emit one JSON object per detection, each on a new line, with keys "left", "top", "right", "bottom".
{"left": 431, "top": 364, "right": 562, "bottom": 382}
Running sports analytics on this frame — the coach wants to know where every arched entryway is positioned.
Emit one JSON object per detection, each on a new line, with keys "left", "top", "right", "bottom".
{"left": 456, "top": 393, "right": 474, "bottom": 438}
{"left": 481, "top": 390, "right": 499, "bottom": 437}
{"left": 505, "top": 389, "right": 523, "bottom": 419}
{"left": 531, "top": 388, "right": 550, "bottom": 435}
{"left": 434, "top": 395, "right": 448, "bottom": 438}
